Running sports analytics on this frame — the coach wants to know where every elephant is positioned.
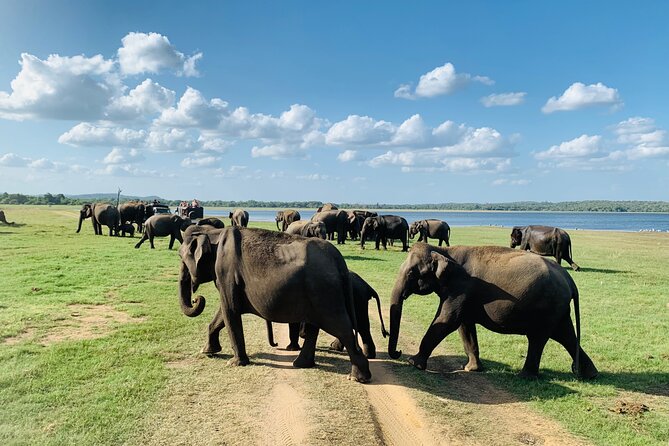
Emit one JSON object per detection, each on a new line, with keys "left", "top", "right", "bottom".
{"left": 268, "top": 271, "right": 389, "bottom": 359}
{"left": 285, "top": 220, "right": 327, "bottom": 239}
{"left": 275, "top": 209, "right": 301, "bottom": 232}
{"left": 118, "top": 201, "right": 146, "bottom": 233}
{"left": 387, "top": 242, "right": 598, "bottom": 379}
{"left": 228, "top": 209, "right": 249, "bottom": 227}
{"left": 316, "top": 203, "right": 338, "bottom": 212}
{"left": 76, "top": 203, "right": 120, "bottom": 236}
{"left": 119, "top": 223, "right": 135, "bottom": 237}
{"left": 360, "top": 215, "right": 409, "bottom": 251}
{"left": 197, "top": 217, "right": 225, "bottom": 229}
{"left": 0, "top": 210, "right": 14, "bottom": 225}
{"left": 134, "top": 214, "right": 193, "bottom": 249}
{"left": 510, "top": 225, "right": 580, "bottom": 271}
{"left": 409, "top": 219, "right": 451, "bottom": 246}
{"left": 310, "top": 210, "right": 349, "bottom": 244}
{"left": 177, "top": 225, "right": 372, "bottom": 382}
{"left": 350, "top": 211, "right": 378, "bottom": 241}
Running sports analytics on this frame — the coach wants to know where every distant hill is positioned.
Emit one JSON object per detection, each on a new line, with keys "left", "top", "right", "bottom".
{"left": 66, "top": 193, "right": 166, "bottom": 202}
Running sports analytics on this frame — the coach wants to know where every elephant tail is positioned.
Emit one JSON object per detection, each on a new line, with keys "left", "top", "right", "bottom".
{"left": 370, "top": 287, "right": 389, "bottom": 338}
{"left": 572, "top": 282, "right": 581, "bottom": 376}
{"left": 342, "top": 268, "right": 361, "bottom": 351}
{"left": 266, "top": 320, "right": 278, "bottom": 347}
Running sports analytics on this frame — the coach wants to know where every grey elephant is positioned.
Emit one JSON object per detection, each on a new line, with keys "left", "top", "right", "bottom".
{"left": 510, "top": 225, "right": 580, "bottom": 271}
{"left": 177, "top": 225, "right": 371, "bottom": 382}
{"left": 197, "top": 217, "right": 225, "bottom": 229}
{"left": 311, "top": 210, "right": 349, "bottom": 244}
{"left": 316, "top": 203, "right": 338, "bottom": 212}
{"left": 119, "top": 223, "right": 135, "bottom": 237}
{"left": 360, "top": 215, "right": 409, "bottom": 251}
{"left": 134, "top": 214, "right": 192, "bottom": 249}
{"left": 275, "top": 209, "right": 301, "bottom": 231}
{"left": 76, "top": 203, "right": 119, "bottom": 236}
{"left": 228, "top": 209, "right": 249, "bottom": 227}
{"left": 118, "top": 201, "right": 146, "bottom": 233}
{"left": 409, "top": 219, "right": 451, "bottom": 246}
{"left": 269, "top": 271, "right": 388, "bottom": 358}
{"left": 285, "top": 220, "right": 327, "bottom": 239}
{"left": 387, "top": 243, "right": 598, "bottom": 379}
{"left": 0, "top": 210, "right": 14, "bottom": 225}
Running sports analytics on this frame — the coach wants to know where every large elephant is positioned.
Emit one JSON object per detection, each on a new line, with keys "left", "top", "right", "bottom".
{"left": 348, "top": 211, "right": 377, "bottom": 241}
{"left": 409, "top": 219, "right": 451, "bottom": 247}
{"left": 510, "top": 225, "right": 580, "bottom": 271}
{"left": 316, "top": 203, "right": 338, "bottom": 212}
{"left": 177, "top": 225, "right": 371, "bottom": 382}
{"left": 285, "top": 220, "right": 327, "bottom": 239}
{"left": 387, "top": 243, "right": 598, "bottom": 379}
{"left": 275, "top": 209, "right": 301, "bottom": 232}
{"left": 0, "top": 210, "right": 14, "bottom": 225}
{"left": 360, "top": 215, "right": 409, "bottom": 251}
{"left": 197, "top": 217, "right": 225, "bottom": 229}
{"left": 118, "top": 201, "right": 146, "bottom": 233}
{"left": 134, "top": 214, "right": 192, "bottom": 249}
{"left": 76, "top": 203, "right": 119, "bottom": 236}
{"left": 311, "top": 210, "right": 349, "bottom": 244}
{"left": 228, "top": 209, "right": 249, "bottom": 227}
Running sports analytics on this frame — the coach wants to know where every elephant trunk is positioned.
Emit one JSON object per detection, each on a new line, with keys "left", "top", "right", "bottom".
{"left": 388, "top": 280, "right": 405, "bottom": 359}
{"left": 360, "top": 226, "right": 367, "bottom": 249}
{"left": 178, "top": 262, "right": 206, "bottom": 317}
{"left": 76, "top": 212, "right": 84, "bottom": 233}
{"left": 276, "top": 219, "right": 281, "bottom": 231}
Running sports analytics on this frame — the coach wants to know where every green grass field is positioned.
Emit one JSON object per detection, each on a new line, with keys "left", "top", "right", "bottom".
{"left": 1, "top": 205, "right": 667, "bottom": 445}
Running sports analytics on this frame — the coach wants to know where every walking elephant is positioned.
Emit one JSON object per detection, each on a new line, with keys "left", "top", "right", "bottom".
{"left": 76, "top": 203, "right": 119, "bottom": 236}
{"left": 197, "top": 217, "right": 225, "bottom": 229}
{"left": 228, "top": 209, "right": 249, "bottom": 227}
{"left": 134, "top": 214, "right": 192, "bottom": 249}
{"left": 311, "top": 210, "right": 349, "bottom": 244}
{"left": 0, "top": 210, "right": 14, "bottom": 225}
{"left": 510, "top": 225, "right": 580, "bottom": 271}
{"left": 285, "top": 220, "right": 327, "bottom": 239}
{"left": 118, "top": 201, "right": 146, "bottom": 233}
{"left": 387, "top": 243, "right": 598, "bottom": 379}
{"left": 409, "top": 219, "right": 451, "bottom": 246}
{"left": 177, "top": 225, "right": 371, "bottom": 382}
{"left": 275, "top": 209, "right": 301, "bottom": 232}
{"left": 360, "top": 215, "right": 409, "bottom": 251}
{"left": 316, "top": 203, "right": 338, "bottom": 212}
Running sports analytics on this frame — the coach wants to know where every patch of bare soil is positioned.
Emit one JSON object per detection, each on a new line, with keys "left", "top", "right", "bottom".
{"left": 609, "top": 400, "right": 650, "bottom": 416}
{"left": 2, "top": 304, "right": 145, "bottom": 346}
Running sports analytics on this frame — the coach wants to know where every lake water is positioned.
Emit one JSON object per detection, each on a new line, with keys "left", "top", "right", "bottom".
{"left": 205, "top": 209, "right": 669, "bottom": 232}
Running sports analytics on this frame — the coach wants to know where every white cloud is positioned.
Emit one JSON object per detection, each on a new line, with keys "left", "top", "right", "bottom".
{"left": 325, "top": 115, "right": 395, "bottom": 145}
{"left": 106, "top": 79, "right": 175, "bottom": 121}
{"left": 480, "top": 92, "right": 526, "bottom": 107}
{"left": 535, "top": 134, "right": 604, "bottom": 159}
{"left": 395, "top": 63, "right": 493, "bottom": 99}
{"left": 58, "top": 123, "right": 146, "bottom": 147}
{"left": 542, "top": 82, "right": 622, "bottom": 113}
{"left": 250, "top": 143, "right": 307, "bottom": 159}
{"left": 492, "top": 178, "right": 531, "bottom": 186}
{"left": 117, "top": 32, "right": 202, "bottom": 76}
{"left": 0, "top": 152, "right": 30, "bottom": 167}
{"left": 390, "top": 114, "right": 430, "bottom": 146}
{"left": 181, "top": 155, "right": 220, "bottom": 168}
{"left": 296, "top": 173, "right": 333, "bottom": 181}
{"left": 155, "top": 87, "right": 227, "bottom": 128}
{"left": 103, "top": 148, "right": 144, "bottom": 164}
{"left": 337, "top": 150, "right": 358, "bottom": 162}
{"left": 145, "top": 128, "right": 199, "bottom": 152}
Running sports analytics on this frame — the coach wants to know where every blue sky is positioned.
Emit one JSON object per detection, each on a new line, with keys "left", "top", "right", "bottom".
{"left": 1, "top": 1, "right": 668, "bottom": 203}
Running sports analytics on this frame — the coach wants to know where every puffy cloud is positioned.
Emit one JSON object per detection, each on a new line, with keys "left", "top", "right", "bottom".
{"left": 535, "top": 134, "right": 604, "bottom": 159}
{"left": 0, "top": 152, "right": 30, "bottom": 167}
{"left": 325, "top": 115, "right": 396, "bottom": 145}
{"left": 0, "top": 53, "right": 118, "bottom": 121}
{"left": 480, "top": 92, "right": 526, "bottom": 107}
{"left": 103, "top": 148, "right": 144, "bottom": 164}
{"left": 542, "top": 82, "right": 622, "bottom": 113}
{"left": 145, "top": 128, "right": 199, "bottom": 152}
{"left": 117, "top": 32, "right": 202, "bottom": 76}
{"left": 250, "top": 143, "right": 308, "bottom": 159}
{"left": 58, "top": 123, "right": 146, "bottom": 147}
{"left": 390, "top": 114, "right": 430, "bottom": 146}
{"left": 614, "top": 117, "right": 666, "bottom": 147}
{"left": 337, "top": 150, "right": 358, "bottom": 162}
{"left": 106, "top": 79, "right": 175, "bottom": 121}
{"left": 180, "top": 155, "right": 220, "bottom": 168}
{"left": 395, "top": 63, "right": 493, "bottom": 99}
{"left": 155, "top": 87, "right": 227, "bottom": 128}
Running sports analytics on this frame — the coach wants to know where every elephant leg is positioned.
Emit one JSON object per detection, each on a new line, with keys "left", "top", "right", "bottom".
{"left": 168, "top": 235, "right": 176, "bottom": 249}
{"left": 409, "top": 299, "right": 461, "bottom": 370}
{"left": 562, "top": 249, "right": 580, "bottom": 271}
{"left": 293, "top": 323, "right": 318, "bottom": 368}
{"left": 519, "top": 335, "right": 549, "bottom": 378}
{"left": 222, "top": 310, "right": 250, "bottom": 366}
{"left": 134, "top": 233, "right": 148, "bottom": 248}
{"left": 330, "top": 337, "right": 344, "bottom": 352}
{"left": 550, "top": 316, "right": 598, "bottom": 379}
{"left": 458, "top": 322, "right": 482, "bottom": 371}
{"left": 286, "top": 322, "right": 302, "bottom": 351}
{"left": 438, "top": 238, "right": 443, "bottom": 247}
{"left": 358, "top": 329, "right": 376, "bottom": 360}
{"left": 149, "top": 235, "right": 155, "bottom": 249}
{"left": 318, "top": 317, "right": 371, "bottom": 383}
{"left": 202, "top": 306, "right": 225, "bottom": 355}
{"left": 401, "top": 236, "right": 408, "bottom": 252}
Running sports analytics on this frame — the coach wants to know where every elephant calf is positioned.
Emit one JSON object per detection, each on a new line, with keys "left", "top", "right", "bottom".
{"left": 409, "top": 219, "right": 450, "bottom": 246}
{"left": 510, "top": 225, "right": 580, "bottom": 271}
{"left": 285, "top": 220, "right": 327, "bottom": 239}
{"left": 135, "top": 214, "right": 192, "bottom": 249}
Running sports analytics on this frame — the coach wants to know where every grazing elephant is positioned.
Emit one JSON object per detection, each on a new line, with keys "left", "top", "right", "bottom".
{"left": 76, "top": 203, "right": 120, "bottom": 236}
{"left": 285, "top": 220, "right": 327, "bottom": 239}
{"left": 387, "top": 243, "right": 598, "bottom": 379}
{"left": 118, "top": 201, "right": 146, "bottom": 233}
{"left": 177, "top": 225, "right": 371, "bottom": 382}
{"left": 360, "top": 215, "right": 409, "bottom": 251}
{"left": 134, "top": 214, "right": 192, "bottom": 249}
{"left": 269, "top": 271, "right": 389, "bottom": 359}
{"left": 0, "top": 210, "right": 14, "bottom": 225}
{"left": 119, "top": 223, "right": 135, "bottom": 237}
{"left": 275, "top": 209, "right": 301, "bottom": 232}
{"left": 409, "top": 219, "right": 451, "bottom": 246}
{"left": 311, "top": 210, "right": 349, "bottom": 244}
{"left": 228, "top": 209, "right": 249, "bottom": 227}
{"left": 197, "top": 217, "right": 225, "bottom": 229}
{"left": 316, "top": 203, "right": 339, "bottom": 212}
{"left": 510, "top": 225, "right": 580, "bottom": 271}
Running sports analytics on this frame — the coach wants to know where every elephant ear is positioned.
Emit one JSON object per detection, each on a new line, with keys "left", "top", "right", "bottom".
{"left": 430, "top": 251, "right": 452, "bottom": 283}
{"left": 191, "top": 234, "right": 212, "bottom": 270}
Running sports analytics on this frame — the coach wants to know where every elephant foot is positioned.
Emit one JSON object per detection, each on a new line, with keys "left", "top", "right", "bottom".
{"left": 573, "top": 358, "right": 598, "bottom": 380}
{"left": 362, "top": 345, "right": 376, "bottom": 360}
{"left": 571, "top": 263, "right": 581, "bottom": 272}
{"left": 464, "top": 359, "right": 483, "bottom": 372}
{"left": 329, "top": 339, "right": 344, "bottom": 352}
{"left": 408, "top": 354, "right": 427, "bottom": 371}
{"left": 227, "top": 356, "right": 250, "bottom": 367}
{"left": 348, "top": 365, "right": 371, "bottom": 383}
{"left": 518, "top": 368, "right": 539, "bottom": 380}
{"left": 201, "top": 343, "right": 222, "bottom": 356}
{"left": 285, "top": 342, "right": 302, "bottom": 351}
{"left": 292, "top": 356, "right": 315, "bottom": 368}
